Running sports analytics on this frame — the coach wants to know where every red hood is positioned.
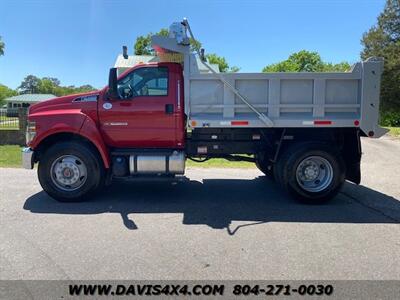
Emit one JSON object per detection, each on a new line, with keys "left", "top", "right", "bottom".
{"left": 29, "top": 90, "right": 101, "bottom": 115}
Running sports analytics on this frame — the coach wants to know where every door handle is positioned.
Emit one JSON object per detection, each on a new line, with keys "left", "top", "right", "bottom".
{"left": 165, "top": 104, "right": 174, "bottom": 114}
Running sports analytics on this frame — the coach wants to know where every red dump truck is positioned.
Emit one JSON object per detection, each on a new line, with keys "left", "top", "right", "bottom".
{"left": 22, "top": 19, "right": 386, "bottom": 203}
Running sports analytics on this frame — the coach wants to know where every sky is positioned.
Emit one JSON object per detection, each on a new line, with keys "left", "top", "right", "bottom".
{"left": 0, "top": 0, "right": 386, "bottom": 89}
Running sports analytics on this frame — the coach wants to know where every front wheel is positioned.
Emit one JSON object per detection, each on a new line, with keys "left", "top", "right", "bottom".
{"left": 274, "top": 143, "right": 345, "bottom": 204}
{"left": 38, "top": 141, "right": 104, "bottom": 202}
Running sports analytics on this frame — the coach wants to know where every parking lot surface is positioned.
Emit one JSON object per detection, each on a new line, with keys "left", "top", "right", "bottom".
{"left": 0, "top": 136, "right": 399, "bottom": 280}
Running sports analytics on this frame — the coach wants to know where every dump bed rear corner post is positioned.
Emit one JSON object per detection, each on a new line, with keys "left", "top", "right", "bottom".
{"left": 360, "top": 57, "right": 385, "bottom": 137}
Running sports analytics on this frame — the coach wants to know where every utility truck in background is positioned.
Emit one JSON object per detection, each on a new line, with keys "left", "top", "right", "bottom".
{"left": 22, "top": 19, "right": 387, "bottom": 203}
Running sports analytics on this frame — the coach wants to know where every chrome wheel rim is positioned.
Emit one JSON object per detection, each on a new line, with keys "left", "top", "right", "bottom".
{"left": 50, "top": 155, "right": 87, "bottom": 191}
{"left": 295, "top": 156, "right": 333, "bottom": 193}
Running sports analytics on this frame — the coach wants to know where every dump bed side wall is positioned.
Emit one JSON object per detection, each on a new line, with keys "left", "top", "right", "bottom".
{"left": 187, "top": 59, "right": 384, "bottom": 137}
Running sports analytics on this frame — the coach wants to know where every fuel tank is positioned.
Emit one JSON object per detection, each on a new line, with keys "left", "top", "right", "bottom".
{"left": 128, "top": 150, "right": 185, "bottom": 175}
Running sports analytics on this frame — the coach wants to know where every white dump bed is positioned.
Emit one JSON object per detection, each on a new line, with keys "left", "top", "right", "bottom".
{"left": 152, "top": 20, "right": 387, "bottom": 138}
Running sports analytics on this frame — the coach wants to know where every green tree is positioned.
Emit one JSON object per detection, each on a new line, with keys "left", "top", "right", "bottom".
{"left": 134, "top": 35, "right": 151, "bottom": 55}
{"left": 206, "top": 53, "right": 240, "bottom": 73}
{"left": 42, "top": 77, "right": 60, "bottom": 86}
{"left": 322, "top": 62, "right": 352, "bottom": 72}
{"left": 50, "top": 83, "right": 96, "bottom": 96}
{"left": 18, "top": 75, "right": 41, "bottom": 94}
{"left": 361, "top": 0, "right": 400, "bottom": 111}
{"left": 262, "top": 50, "right": 350, "bottom": 72}
{"left": 206, "top": 53, "right": 229, "bottom": 72}
{"left": 0, "top": 36, "right": 4, "bottom": 56}
{"left": 134, "top": 28, "right": 169, "bottom": 55}
{"left": 38, "top": 78, "right": 57, "bottom": 94}
{"left": 71, "top": 84, "right": 96, "bottom": 94}
{"left": 18, "top": 75, "right": 96, "bottom": 96}
{"left": 0, "top": 84, "right": 17, "bottom": 105}
{"left": 189, "top": 38, "right": 202, "bottom": 53}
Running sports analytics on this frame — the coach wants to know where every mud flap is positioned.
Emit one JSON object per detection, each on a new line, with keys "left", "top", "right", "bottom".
{"left": 346, "top": 162, "right": 361, "bottom": 184}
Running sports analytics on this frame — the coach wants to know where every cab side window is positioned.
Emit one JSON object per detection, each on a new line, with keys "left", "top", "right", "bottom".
{"left": 117, "top": 67, "right": 168, "bottom": 99}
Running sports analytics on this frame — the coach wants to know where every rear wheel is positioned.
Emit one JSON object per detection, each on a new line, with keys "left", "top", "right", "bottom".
{"left": 38, "top": 141, "right": 104, "bottom": 202}
{"left": 274, "top": 143, "right": 345, "bottom": 204}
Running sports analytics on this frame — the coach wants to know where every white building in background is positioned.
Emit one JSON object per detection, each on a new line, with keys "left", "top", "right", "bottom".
{"left": 4, "top": 94, "right": 56, "bottom": 108}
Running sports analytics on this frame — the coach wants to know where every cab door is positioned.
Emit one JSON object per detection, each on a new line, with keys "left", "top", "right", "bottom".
{"left": 99, "top": 64, "right": 180, "bottom": 148}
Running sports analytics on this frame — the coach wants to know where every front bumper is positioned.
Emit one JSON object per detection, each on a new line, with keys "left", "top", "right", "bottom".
{"left": 22, "top": 147, "right": 34, "bottom": 169}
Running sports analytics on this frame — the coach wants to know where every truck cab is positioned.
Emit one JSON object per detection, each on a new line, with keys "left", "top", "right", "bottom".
{"left": 99, "top": 63, "right": 185, "bottom": 149}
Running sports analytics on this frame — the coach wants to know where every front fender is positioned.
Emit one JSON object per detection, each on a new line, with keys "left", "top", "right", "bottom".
{"left": 30, "top": 109, "right": 86, "bottom": 148}
{"left": 79, "top": 117, "right": 111, "bottom": 168}
{"left": 29, "top": 110, "right": 110, "bottom": 169}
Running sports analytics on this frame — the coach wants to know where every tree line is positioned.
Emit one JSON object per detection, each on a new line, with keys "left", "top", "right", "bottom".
{"left": 0, "top": 0, "right": 398, "bottom": 125}
{"left": 16, "top": 75, "right": 95, "bottom": 97}
{"left": 0, "top": 75, "right": 96, "bottom": 106}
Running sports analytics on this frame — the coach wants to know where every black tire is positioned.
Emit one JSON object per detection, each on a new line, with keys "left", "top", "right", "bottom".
{"left": 38, "top": 141, "right": 104, "bottom": 202}
{"left": 255, "top": 152, "right": 274, "bottom": 179}
{"left": 274, "top": 142, "right": 345, "bottom": 204}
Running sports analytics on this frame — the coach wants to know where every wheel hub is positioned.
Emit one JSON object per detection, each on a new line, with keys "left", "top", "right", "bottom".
{"left": 296, "top": 156, "right": 333, "bottom": 193}
{"left": 300, "top": 162, "right": 320, "bottom": 181}
{"left": 51, "top": 155, "right": 87, "bottom": 191}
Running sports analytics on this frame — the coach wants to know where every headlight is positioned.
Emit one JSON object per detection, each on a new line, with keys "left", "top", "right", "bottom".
{"left": 25, "top": 121, "right": 36, "bottom": 145}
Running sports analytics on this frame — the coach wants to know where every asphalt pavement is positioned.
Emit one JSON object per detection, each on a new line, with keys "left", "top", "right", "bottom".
{"left": 0, "top": 136, "right": 399, "bottom": 280}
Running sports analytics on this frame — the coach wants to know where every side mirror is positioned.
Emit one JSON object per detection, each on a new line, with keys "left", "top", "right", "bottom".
{"left": 108, "top": 68, "right": 119, "bottom": 99}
